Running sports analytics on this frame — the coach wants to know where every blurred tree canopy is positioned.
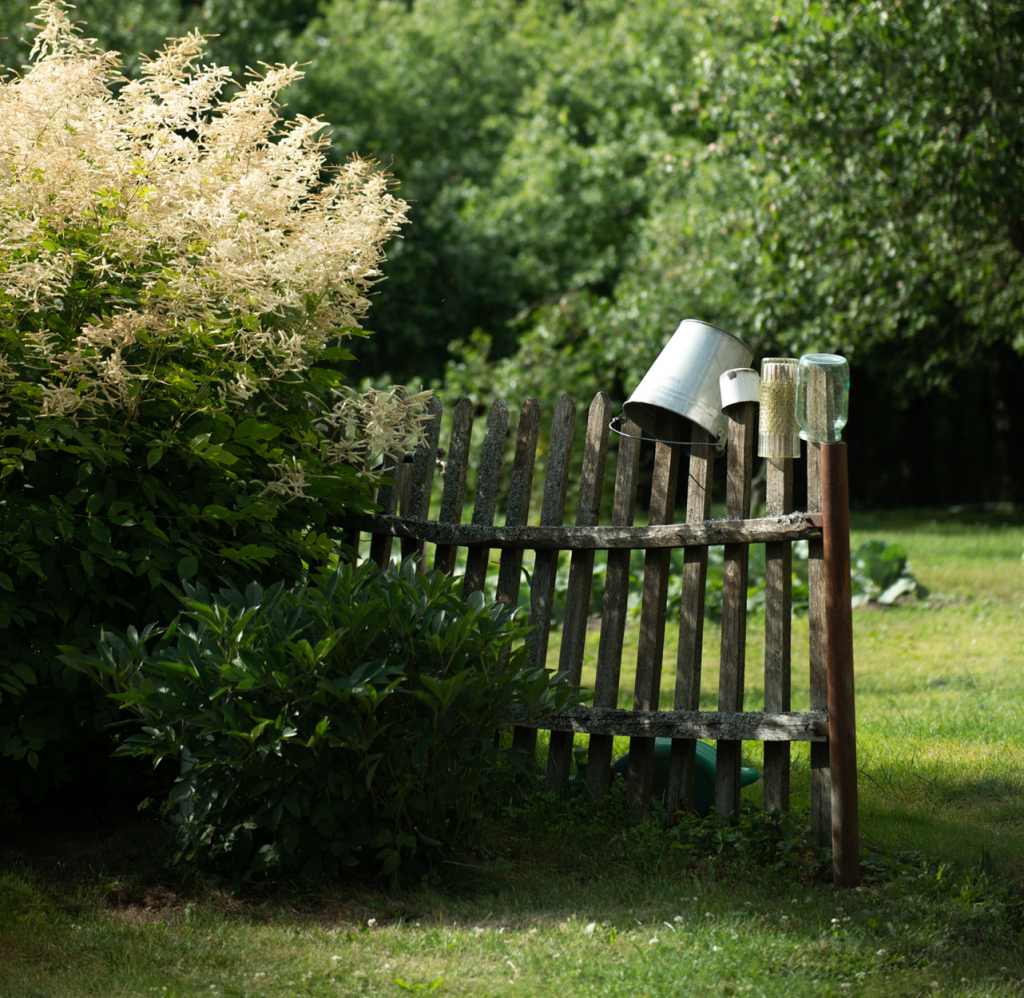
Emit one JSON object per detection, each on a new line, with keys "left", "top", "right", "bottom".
{"left": 446, "top": 0, "right": 1024, "bottom": 504}
{"left": 3, "top": 0, "right": 1022, "bottom": 503}
{"left": 288, "top": 0, "right": 696, "bottom": 382}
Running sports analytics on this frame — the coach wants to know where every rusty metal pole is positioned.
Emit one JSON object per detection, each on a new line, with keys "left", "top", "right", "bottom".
{"left": 821, "top": 441, "right": 860, "bottom": 889}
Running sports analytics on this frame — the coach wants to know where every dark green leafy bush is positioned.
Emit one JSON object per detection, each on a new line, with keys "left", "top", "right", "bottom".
{"left": 62, "top": 561, "right": 582, "bottom": 884}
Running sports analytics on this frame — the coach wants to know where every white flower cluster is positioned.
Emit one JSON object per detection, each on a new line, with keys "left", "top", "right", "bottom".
{"left": 315, "top": 387, "right": 435, "bottom": 472}
{"left": 0, "top": 2, "right": 413, "bottom": 440}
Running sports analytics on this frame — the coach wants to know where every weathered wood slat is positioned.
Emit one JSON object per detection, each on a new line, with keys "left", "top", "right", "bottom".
{"left": 508, "top": 707, "right": 829, "bottom": 742}
{"left": 628, "top": 411, "right": 684, "bottom": 816}
{"left": 763, "top": 454, "right": 794, "bottom": 814}
{"left": 525, "top": 394, "right": 577, "bottom": 671}
{"left": 341, "top": 413, "right": 367, "bottom": 564}
{"left": 667, "top": 423, "right": 716, "bottom": 819}
{"left": 402, "top": 395, "right": 443, "bottom": 570}
{"left": 716, "top": 400, "right": 757, "bottom": 819}
{"left": 808, "top": 441, "right": 832, "bottom": 847}
{"left": 512, "top": 394, "right": 576, "bottom": 763}
{"left": 496, "top": 399, "right": 541, "bottom": 606}
{"left": 463, "top": 399, "right": 509, "bottom": 598}
{"left": 368, "top": 447, "right": 401, "bottom": 569}
{"left": 432, "top": 398, "right": 474, "bottom": 575}
{"left": 338, "top": 513, "right": 819, "bottom": 549}
{"left": 586, "top": 416, "right": 642, "bottom": 803}
{"left": 547, "top": 392, "right": 613, "bottom": 793}
{"left": 397, "top": 454, "right": 414, "bottom": 517}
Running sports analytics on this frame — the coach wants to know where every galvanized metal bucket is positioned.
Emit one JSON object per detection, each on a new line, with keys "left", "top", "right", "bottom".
{"left": 622, "top": 319, "right": 753, "bottom": 445}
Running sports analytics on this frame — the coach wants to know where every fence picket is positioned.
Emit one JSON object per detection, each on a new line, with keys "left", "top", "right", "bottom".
{"left": 763, "top": 454, "right": 794, "bottom": 813}
{"left": 627, "top": 411, "right": 684, "bottom": 816}
{"left": 586, "top": 416, "right": 642, "bottom": 802}
{"left": 463, "top": 399, "right": 509, "bottom": 598}
{"left": 716, "top": 400, "right": 757, "bottom": 819}
{"left": 547, "top": 392, "right": 612, "bottom": 793}
{"left": 369, "top": 447, "right": 400, "bottom": 569}
{"left": 433, "top": 398, "right": 474, "bottom": 575}
{"left": 496, "top": 399, "right": 541, "bottom": 606}
{"left": 402, "top": 395, "right": 443, "bottom": 570}
{"left": 512, "top": 394, "right": 576, "bottom": 763}
{"left": 666, "top": 424, "right": 716, "bottom": 818}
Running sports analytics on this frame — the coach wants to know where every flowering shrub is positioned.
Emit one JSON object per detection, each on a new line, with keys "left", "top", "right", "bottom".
{"left": 0, "top": 3, "right": 427, "bottom": 810}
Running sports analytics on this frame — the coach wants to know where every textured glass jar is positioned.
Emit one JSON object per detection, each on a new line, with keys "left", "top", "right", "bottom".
{"left": 795, "top": 353, "right": 849, "bottom": 442}
{"left": 758, "top": 357, "right": 801, "bottom": 458}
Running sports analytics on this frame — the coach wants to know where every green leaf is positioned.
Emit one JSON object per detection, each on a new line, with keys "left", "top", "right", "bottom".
{"left": 177, "top": 554, "right": 198, "bottom": 579}
{"left": 0, "top": 572, "right": 13, "bottom": 592}
{"left": 217, "top": 544, "right": 277, "bottom": 566}
{"left": 233, "top": 418, "right": 282, "bottom": 441}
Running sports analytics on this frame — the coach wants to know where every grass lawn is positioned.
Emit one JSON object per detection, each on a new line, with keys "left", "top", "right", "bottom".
{"left": 1, "top": 509, "right": 1022, "bottom": 998}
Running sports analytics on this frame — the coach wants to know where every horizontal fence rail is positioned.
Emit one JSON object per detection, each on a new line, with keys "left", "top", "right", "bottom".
{"left": 504, "top": 707, "right": 829, "bottom": 742}
{"left": 337, "top": 513, "right": 821, "bottom": 550}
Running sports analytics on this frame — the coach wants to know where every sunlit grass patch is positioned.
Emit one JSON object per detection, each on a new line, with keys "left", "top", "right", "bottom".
{"left": 1, "top": 859, "right": 1021, "bottom": 997}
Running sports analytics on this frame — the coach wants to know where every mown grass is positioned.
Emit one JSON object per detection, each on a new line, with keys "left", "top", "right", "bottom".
{"left": 1, "top": 508, "right": 1023, "bottom": 998}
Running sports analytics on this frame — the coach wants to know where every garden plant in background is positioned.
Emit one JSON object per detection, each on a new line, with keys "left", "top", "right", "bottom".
{"left": 0, "top": 2, "right": 425, "bottom": 812}
{"left": 62, "top": 561, "right": 583, "bottom": 884}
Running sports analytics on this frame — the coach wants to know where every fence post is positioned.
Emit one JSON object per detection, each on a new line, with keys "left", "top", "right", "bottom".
{"left": 822, "top": 441, "right": 860, "bottom": 888}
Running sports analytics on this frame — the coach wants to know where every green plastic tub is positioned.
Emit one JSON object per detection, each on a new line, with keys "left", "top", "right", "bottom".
{"left": 608, "top": 738, "right": 760, "bottom": 817}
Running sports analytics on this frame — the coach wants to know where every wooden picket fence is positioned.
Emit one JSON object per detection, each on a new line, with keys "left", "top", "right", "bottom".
{"left": 339, "top": 391, "right": 838, "bottom": 852}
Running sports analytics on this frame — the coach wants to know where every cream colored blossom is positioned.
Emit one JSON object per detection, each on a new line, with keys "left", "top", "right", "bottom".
{"left": 1, "top": 2, "right": 420, "bottom": 455}
{"left": 255, "top": 457, "right": 309, "bottom": 500}
{"left": 39, "top": 381, "right": 86, "bottom": 418}
{"left": 316, "top": 388, "right": 435, "bottom": 470}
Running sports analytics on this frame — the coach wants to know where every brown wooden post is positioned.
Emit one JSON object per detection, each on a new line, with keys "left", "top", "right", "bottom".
{"left": 716, "top": 399, "right": 756, "bottom": 820}
{"left": 822, "top": 440, "right": 860, "bottom": 888}
{"left": 586, "top": 416, "right": 642, "bottom": 802}
{"left": 627, "top": 410, "right": 683, "bottom": 816}
{"left": 547, "top": 393, "right": 612, "bottom": 793}
{"left": 763, "top": 454, "right": 794, "bottom": 813}
{"left": 666, "top": 424, "right": 715, "bottom": 819}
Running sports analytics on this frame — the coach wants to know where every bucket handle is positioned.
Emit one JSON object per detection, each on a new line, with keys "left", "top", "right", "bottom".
{"left": 609, "top": 415, "right": 723, "bottom": 449}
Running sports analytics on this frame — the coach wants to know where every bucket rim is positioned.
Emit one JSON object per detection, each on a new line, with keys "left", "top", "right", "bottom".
{"left": 674, "top": 317, "right": 751, "bottom": 353}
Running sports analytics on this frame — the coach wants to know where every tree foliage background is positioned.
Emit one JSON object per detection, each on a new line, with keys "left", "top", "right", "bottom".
{"left": 3, "top": 0, "right": 1022, "bottom": 507}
